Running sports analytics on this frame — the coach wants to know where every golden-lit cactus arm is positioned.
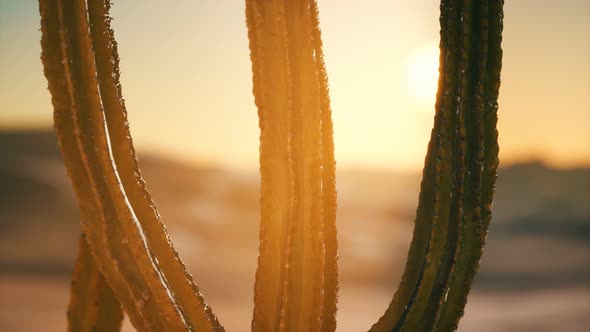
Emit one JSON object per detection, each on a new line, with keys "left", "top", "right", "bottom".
{"left": 370, "top": 1, "right": 503, "bottom": 331}
{"left": 247, "top": 1, "right": 294, "bottom": 330}
{"left": 39, "top": 0, "right": 204, "bottom": 330}
{"left": 247, "top": 0, "right": 338, "bottom": 330}
{"left": 39, "top": 2, "right": 149, "bottom": 329}
{"left": 85, "top": 1, "right": 223, "bottom": 330}
{"left": 67, "top": 235, "right": 123, "bottom": 332}
{"left": 281, "top": 1, "right": 325, "bottom": 330}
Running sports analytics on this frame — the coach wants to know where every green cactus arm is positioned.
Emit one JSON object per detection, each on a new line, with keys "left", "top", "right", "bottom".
{"left": 397, "top": 1, "right": 466, "bottom": 330}
{"left": 433, "top": 2, "right": 503, "bottom": 331}
{"left": 368, "top": 2, "right": 454, "bottom": 328}
{"left": 85, "top": 1, "right": 223, "bottom": 330}
{"left": 67, "top": 235, "right": 123, "bottom": 332}
{"left": 246, "top": 0, "right": 338, "bottom": 330}
{"left": 369, "top": 1, "right": 503, "bottom": 331}
{"left": 39, "top": 0, "right": 195, "bottom": 330}
{"left": 480, "top": 0, "right": 502, "bottom": 236}
{"left": 406, "top": 2, "right": 489, "bottom": 331}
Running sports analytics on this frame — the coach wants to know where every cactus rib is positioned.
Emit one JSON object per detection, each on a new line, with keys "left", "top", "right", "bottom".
{"left": 246, "top": 0, "right": 338, "bottom": 330}
{"left": 247, "top": 1, "right": 294, "bottom": 329}
{"left": 309, "top": 2, "right": 339, "bottom": 330}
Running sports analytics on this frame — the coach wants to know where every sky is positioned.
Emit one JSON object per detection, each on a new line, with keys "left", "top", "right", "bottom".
{"left": 0, "top": 0, "right": 589, "bottom": 171}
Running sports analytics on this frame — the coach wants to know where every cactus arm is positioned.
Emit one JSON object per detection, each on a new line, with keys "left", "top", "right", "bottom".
{"left": 412, "top": 2, "right": 466, "bottom": 329}
{"left": 369, "top": 1, "right": 503, "bottom": 331}
{"left": 433, "top": 2, "right": 503, "bottom": 331}
{"left": 410, "top": 2, "right": 486, "bottom": 331}
{"left": 396, "top": 2, "right": 463, "bottom": 330}
{"left": 39, "top": 2, "right": 150, "bottom": 329}
{"left": 368, "top": 2, "right": 453, "bottom": 329}
{"left": 247, "top": 0, "right": 338, "bottom": 330}
{"left": 281, "top": 1, "right": 326, "bottom": 330}
{"left": 56, "top": 1, "right": 189, "bottom": 329}
{"left": 67, "top": 235, "right": 123, "bottom": 332}
{"left": 247, "top": 1, "right": 294, "bottom": 330}
{"left": 85, "top": 1, "right": 223, "bottom": 330}
{"left": 39, "top": 0, "right": 198, "bottom": 330}
{"left": 309, "top": 2, "right": 339, "bottom": 331}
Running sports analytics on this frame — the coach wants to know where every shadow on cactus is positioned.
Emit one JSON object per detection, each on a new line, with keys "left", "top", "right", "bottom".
{"left": 38, "top": 0, "right": 503, "bottom": 331}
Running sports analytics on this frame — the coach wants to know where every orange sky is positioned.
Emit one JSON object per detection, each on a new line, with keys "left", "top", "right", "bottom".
{"left": 1, "top": 0, "right": 589, "bottom": 171}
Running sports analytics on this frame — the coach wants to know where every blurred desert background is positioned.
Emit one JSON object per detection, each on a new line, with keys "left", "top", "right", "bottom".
{"left": 1, "top": 0, "right": 589, "bottom": 331}
{"left": 1, "top": 131, "right": 589, "bottom": 332}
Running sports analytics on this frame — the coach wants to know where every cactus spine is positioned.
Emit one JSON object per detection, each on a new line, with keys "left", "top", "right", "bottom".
{"left": 38, "top": 0, "right": 503, "bottom": 331}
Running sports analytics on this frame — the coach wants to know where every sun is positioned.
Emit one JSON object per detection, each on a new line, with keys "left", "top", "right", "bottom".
{"left": 407, "top": 44, "right": 440, "bottom": 112}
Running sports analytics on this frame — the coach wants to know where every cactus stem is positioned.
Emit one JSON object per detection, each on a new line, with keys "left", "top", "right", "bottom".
{"left": 370, "top": 1, "right": 503, "bottom": 331}
{"left": 246, "top": 0, "right": 338, "bottom": 331}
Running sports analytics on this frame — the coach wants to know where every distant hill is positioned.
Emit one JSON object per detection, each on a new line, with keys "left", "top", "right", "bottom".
{"left": 493, "top": 160, "right": 590, "bottom": 238}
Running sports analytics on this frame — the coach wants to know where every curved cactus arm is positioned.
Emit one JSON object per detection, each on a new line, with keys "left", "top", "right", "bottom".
{"left": 397, "top": 1, "right": 465, "bottom": 330}
{"left": 42, "top": 0, "right": 188, "bottom": 329}
{"left": 369, "top": 1, "right": 503, "bottom": 331}
{"left": 85, "top": 1, "right": 223, "bottom": 330}
{"left": 39, "top": 0, "right": 225, "bottom": 330}
{"left": 67, "top": 235, "right": 124, "bottom": 332}
{"left": 39, "top": 2, "right": 150, "bottom": 329}
{"left": 246, "top": 0, "right": 338, "bottom": 331}
{"left": 368, "top": 1, "right": 454, "bottom": 329}
{"left": 433, "top": 1, "right": 503, "bottom": 331}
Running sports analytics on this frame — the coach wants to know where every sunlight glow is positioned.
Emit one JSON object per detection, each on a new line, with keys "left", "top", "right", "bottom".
{"left": 407, "top": 44, "right": 440, "bottom": 112}
{"left": 1, "top": 1, "right": 589, "bottom": 170}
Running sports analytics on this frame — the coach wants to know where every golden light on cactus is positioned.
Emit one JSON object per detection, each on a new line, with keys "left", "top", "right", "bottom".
{"left": 38, "top": 0, "right": 503, "bottom": 331}
{"left": 245, "top": 1, "right": 337, "bottom": 330}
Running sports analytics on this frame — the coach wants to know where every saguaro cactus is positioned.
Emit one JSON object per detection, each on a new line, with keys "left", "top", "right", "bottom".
{"left": 38, "top": 0, "right": 503, "bottom": 331}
